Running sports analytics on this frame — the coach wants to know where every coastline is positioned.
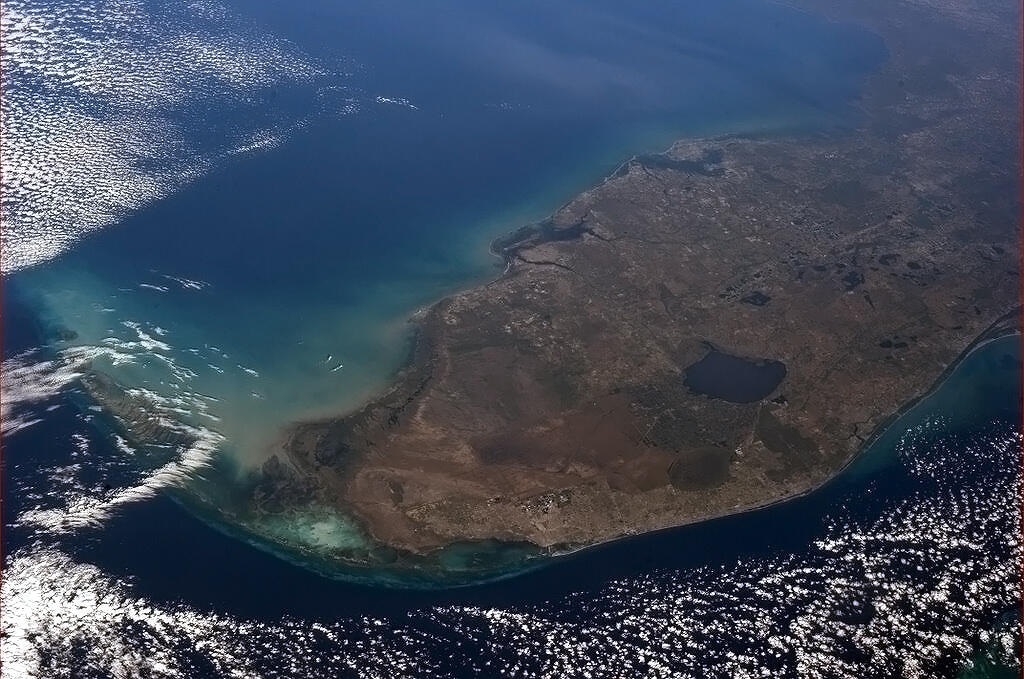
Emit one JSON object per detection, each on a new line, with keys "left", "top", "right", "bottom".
{"left": 246, "top": 0, "right": 1020, "bottom": 577}
{"left": 21, "top": 0, "right": 1004, "bottom": 586}
{"left": 540, "top": 315, "right": 1022, "bottom": 567}
{"left": 221, "top": 323, "right": 1022, "bottom": 590}
{"left": 2, "top": 0, "right": 1021, "bottom": 673}
{"left": 245, "top": 116, "right": 838, "bottom": 455}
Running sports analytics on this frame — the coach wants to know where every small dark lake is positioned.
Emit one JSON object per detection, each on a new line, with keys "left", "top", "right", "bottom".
{"left": 684, "top": 349, "right": 787, "bottom": 403}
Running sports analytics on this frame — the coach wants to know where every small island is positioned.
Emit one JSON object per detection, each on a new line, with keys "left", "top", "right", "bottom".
{"left": 247, "top": 0, "right": 1020, "bottom": 575}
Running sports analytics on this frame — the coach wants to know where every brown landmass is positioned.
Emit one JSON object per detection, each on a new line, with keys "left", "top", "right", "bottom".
{"left": 251, "top": 0, "right": 1021, "bottom": 560}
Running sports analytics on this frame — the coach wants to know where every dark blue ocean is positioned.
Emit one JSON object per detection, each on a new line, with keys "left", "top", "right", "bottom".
{"left": 1, "top": 0, "right": 1019, "bottom": 676}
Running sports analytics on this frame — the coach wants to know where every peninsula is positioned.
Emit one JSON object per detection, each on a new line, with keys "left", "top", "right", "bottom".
{"left": 249, "top": 0, "right": 1020, "bottom": 568}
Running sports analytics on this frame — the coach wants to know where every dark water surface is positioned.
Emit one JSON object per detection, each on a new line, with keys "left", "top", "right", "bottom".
{"left": 3, "top": 0, "right": 887, "bottom": 575}
{"left": 2, "top": 0, "right": 1019, "bottom": 675}
{"left": 683, "top": 349, "right": 787, "bottom": 403}
{"left": 3, "top": 280, "right": 1020, "bottom": 674}
{"left": 65, "top": 336, "right": 1024, "bottom": 611}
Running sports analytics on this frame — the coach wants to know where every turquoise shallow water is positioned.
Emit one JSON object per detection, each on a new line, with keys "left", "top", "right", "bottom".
{"left": 5, "top": 0, "right": 887, "bottom": 564}
{"left": 2, "top": 0, "right": 1020, "bottom": 674}
{"left": 3, "top": 303, "right": 1020, "bottom": 673}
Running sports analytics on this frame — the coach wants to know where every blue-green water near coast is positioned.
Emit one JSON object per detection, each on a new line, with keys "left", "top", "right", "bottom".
{"left": 1, "top": 0, "right": 1019, "bottom": 675}
{"left": 4, "top": 0, "right": 886, "bottom": 566}
{"left": 4, "top": 292, "right": 1020, "bottom": 674}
